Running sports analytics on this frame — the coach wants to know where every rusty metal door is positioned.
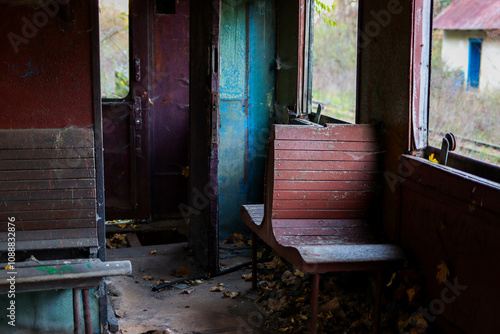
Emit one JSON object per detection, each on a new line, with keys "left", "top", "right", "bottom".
{"left": 102, "top": 0, "right": 151, "bottom": 219}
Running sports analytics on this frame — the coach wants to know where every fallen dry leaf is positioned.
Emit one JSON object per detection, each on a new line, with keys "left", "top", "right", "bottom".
{"left": 5, "top": 264, "right": 13, "bottom": 270}
{"left": 171, "top": 266, "right": 191, "bottom": 278}
{"left": 131, "top": 224, "right": 139, "bottom": 228}
{"left": 436, "top": 261, "right": 450, "bottom": 284}
{"left": 267, "top": 296, "right": 288, "bottom": 311}
{"left": 210, "top": 283, "right": 225, "bottom": 292}
{"left": 180, "top": 288, "right": 195, "bottom": 294}
{"left": 387, "top": 272, "right": 396, "bottom": 287}
{"left": 117, "top": 224, "right": 128, "bottom": 229}
{"left": 242, "top": 273, "right": 252, "bottom": 281}
{"left": 148, "top": 249, "right": 158, "bottom": 255}
{"left": 406, "top": 286, "right": 417, "bottom": 302}
{"left": 142, "top": 275, "right": 154, "bottom": 281}
{"left": 223, "top": 291, "right": 241, "bottom": 299}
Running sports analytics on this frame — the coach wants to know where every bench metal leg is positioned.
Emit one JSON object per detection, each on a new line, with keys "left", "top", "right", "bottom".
{"left": 373, "top": 271, "right": 382, "bottom": 334}
{"left": 73, "top": 289, "right": 82, "bottom": 334}
{"left": 251, "top": 232, "right": 257, "bottom": 290}
{"left": 310, "top": 274, "right": 320, "bottom": 334}
{"left": 82, "top": 289, "right": 93, "bottom": 334}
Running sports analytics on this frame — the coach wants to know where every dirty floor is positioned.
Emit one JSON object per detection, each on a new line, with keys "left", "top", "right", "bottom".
{"left": 107, "top": 242, "right": 271, "bottom": 334}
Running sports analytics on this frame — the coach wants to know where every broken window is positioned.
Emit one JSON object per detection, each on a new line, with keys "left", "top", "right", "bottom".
{"left": 99, "top": 0, "right": 130, "bottom": 99}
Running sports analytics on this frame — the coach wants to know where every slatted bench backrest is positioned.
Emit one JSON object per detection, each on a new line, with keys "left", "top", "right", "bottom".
{"left": 0, "top": 128, "right": 98, "bottom": 256}
{"left": 265, "top": 124, "right": 382, "bottom": 224}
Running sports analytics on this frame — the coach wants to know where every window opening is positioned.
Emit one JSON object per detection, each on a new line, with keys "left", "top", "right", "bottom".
{"left": 311, "top": 0, "right": 358, "bottom": 123}
{"left": 99, "top": 0, "right": 130, "bottom": 99}
{"left": 430, "top": 1, "right": 500, "bottom": 166}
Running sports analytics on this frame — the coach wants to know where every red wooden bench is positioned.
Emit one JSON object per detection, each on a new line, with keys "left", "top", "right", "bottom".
{"left": 241, "top": 124, "right": 404, "bottom": 333}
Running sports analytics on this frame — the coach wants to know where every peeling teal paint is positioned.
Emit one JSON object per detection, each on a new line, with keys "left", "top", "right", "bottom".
{"left": 11, "top": 59, "right": 39, "bottom": 78}
{"left": 219, "top": 0, "right": 276, "bottom": 239}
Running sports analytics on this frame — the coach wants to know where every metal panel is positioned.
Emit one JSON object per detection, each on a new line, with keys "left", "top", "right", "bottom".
{"left": 400, "top": 155, "right": 500, "bottom": 333}
{"left": 218, "top": 0, "right": 276, "bottom": 239}
{"left": 411, "top": 0, "right": 431, "bottom": 150}
{"left": 189, "top": 0, "right": 221, "bottom": 274}
{"left": 0, "top": 2, "right": 94, "bottom": 129}
{"left": 434, "top": 0, "right": 500, "bottom": 30}
{"left": 151, "top": 0, "right": 190, "bottom": 218}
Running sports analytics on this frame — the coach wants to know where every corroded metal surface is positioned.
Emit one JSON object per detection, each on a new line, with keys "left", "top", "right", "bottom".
{"left": 434, "top": 0, "right": 500, "bottom": 30}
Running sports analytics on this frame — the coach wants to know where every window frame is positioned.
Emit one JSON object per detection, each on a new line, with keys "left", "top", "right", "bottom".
{"left": 411, "top": 0, "right": 500, "bottom": 183}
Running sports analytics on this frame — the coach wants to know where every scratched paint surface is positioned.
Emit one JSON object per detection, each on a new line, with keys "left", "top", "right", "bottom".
{"left": 151, "top": 0, "right": 190, "bottom": 218}
{"left": 0, "top": 3, "right": 94, "bottom": 129}
{"left": 219, "top": 0, "right": 276, "bottom": 238}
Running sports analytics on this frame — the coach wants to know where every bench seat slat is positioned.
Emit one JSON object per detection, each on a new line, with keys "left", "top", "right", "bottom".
{"left": 275, "top": 170, "right": 380, "bottom": 181}
{"left": 274, "top": 180, "right": 377, "bottom": 191}
{"left": 275, "top": 160, "right": 380, "bottom": 171}
{"left": 273, "top": 210, "right": 367, "bottom": 219}
{"left": 0, "top": 238, "right": 98, "bottom": 251}
{"left": 274, "top": 140, "right": 380, "bottom": 152}
{"left": 274, "top": 150, "right": 381, "bottom": 162}
{"left": 0, "top": 260, "right": 132, "bottom": 294}
{"left": 273, "top": 200, "right": 372, "bottom": 210}
{"left": 274, "top": 124, "right": 377, "bottom": 141}
{"left": 273, "top": 190, "right": 374, "bottom": 201}
{"left": 296, "top": 245, "right": 404, "bottom": 265}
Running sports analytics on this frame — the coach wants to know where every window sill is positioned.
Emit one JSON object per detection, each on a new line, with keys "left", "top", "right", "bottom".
{"left": 423, "top": 146, "right": 500, "bottom": 185}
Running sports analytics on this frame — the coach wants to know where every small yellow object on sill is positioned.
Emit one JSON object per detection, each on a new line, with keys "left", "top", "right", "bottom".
{"left": 428, "top": 153, "right": 439, "bottom": 163}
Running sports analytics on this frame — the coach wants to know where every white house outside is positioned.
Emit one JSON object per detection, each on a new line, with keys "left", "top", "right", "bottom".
{"left": 434, "top": 0, "right": 500, "bottom": 90}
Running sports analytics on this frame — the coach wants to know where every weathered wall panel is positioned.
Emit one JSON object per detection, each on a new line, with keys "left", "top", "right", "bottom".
{"left": 219, "top": 0, "right": 276, "bottom": 238}
{"left": 151, "top": 0, "right": 190, "bottom": 218}
{"left": 0, "top": 2, "right": 93, "bottom": 129}
{"left": 400, "top": 156, "right": 500, "bottom": 333}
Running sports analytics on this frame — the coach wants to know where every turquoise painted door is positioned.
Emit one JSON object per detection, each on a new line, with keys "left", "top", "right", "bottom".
{"left": 219, "top": 0, "right": 276, "bottom": 238}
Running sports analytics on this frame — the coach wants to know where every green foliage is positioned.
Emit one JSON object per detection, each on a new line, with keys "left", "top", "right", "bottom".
{"left": 315, "top": 0, "right": 337, "bottom": 27}
{"left": 312, "top": 0, "right": 358, "bottom": 122}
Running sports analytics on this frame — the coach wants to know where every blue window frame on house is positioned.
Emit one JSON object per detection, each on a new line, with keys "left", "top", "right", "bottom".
{"left": 467, "top": 38, "right": 482, "bottom": 89}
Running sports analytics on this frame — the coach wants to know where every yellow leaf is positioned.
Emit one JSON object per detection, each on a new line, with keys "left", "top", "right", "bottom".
{"left": 131, "top": 224, "right": 139, "bottom": 229}
{"left": 387, "top": 272, "right": 396, "bottom": 287}
{"left": 242, "top": 273, "right": 252, "bottom": 281}
{"left": 142, "top": 275, "right": 154, "bottom": 281}
{"left": 436, "top": 261, "right": 450, "bottom": 283}
{"left": 148, "top": 249, "right": 158, "bottom": 255}
{"left": 118, "top": 223, "right": 127, "bottom": 229}
{"left": 5, "top": 264, "right": 13, "bottom": 270}
{"left": 293, "top": 268, "right": 305, "bottom": 278}
{"left": 429, "top": 153, "right": 439, "bottom": 163}
{"left": 406, "top": 286, "right": 417, "bottom": 302}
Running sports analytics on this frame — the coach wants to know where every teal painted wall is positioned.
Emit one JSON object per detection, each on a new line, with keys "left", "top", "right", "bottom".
{"left": 219, "top": 0, "right": 276, "bottom": 238}
{"left": 0, "top": 288, "right": 99, "bottom": 334}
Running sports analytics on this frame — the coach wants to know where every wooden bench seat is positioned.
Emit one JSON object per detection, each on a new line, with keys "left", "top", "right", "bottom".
{"left": 0, "top": 128, "right": 132, "bottom": 334}
{"left": 241, "top": 124, "right": 404, "bottom": 333}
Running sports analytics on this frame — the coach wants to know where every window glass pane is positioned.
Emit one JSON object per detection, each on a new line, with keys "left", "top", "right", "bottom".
{"left": 312, "top": 0, "right": 358, "bottom": 123}
{"left": 99, "top": 0, "right": 129, "bottom": 98}
{"left": 430, "top": 1, "right": 500, "bottom": 166}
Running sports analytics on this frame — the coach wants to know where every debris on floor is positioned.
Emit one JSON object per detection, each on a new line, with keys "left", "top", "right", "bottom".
{"left": 249, "top": 247, "right": 438, "bottom": 334}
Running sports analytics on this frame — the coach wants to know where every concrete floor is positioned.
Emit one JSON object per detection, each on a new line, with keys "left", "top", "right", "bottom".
{"left": 107, "top": 243, "right": 271, "bottom": 334}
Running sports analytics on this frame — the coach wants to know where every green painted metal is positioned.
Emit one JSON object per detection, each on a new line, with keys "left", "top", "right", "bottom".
{"left": 0, "top": 289, "right": 99, "bottom": 333}
{"left": 219, "top": 0, "right": 276, "bottom": 238}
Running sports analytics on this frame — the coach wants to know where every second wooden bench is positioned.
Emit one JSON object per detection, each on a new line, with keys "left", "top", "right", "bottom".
{"left": 241, "top": 123, "right": 404, "bottom": 333}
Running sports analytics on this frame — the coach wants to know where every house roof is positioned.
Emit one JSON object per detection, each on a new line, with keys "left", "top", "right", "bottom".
{"left": 434, "top": 0, "right": 500, "bottom": 30}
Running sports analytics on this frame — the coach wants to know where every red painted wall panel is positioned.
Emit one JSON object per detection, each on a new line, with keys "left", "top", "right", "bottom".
{"left": 0, "top": 2, "right": 93, "bottom": 129}
{"left": 400, "top": 156, "right": 500, "bottom": 333}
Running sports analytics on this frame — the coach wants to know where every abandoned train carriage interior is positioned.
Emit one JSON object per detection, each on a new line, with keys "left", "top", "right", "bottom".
{"left": 0, "top": 0, "right": 499, "bottom": 333}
